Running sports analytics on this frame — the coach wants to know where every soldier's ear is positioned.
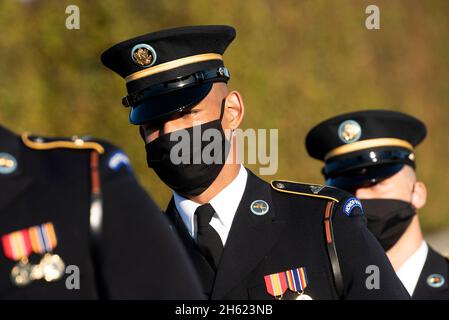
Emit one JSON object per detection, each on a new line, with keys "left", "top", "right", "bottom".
{"left": 223, "top": 90, "right": 245, "bottom": 130}
{"left": 411, "top": 181, "right": 427, "bottom": 210}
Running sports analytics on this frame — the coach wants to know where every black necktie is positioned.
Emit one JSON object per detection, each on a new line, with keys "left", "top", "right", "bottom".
{"left": 195, "top": 203, "right": 223, "bottom": 271}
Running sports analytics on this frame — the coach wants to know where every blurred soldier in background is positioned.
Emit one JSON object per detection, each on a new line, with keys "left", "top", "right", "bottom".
{"left": 101, "top": 25, "right": 409, "bottom": 300}
{"left": 306, "top": 110, "right": 449, "bottom": 299}
{"left": 0, "top": 124, "right": 203, "bottom": 299}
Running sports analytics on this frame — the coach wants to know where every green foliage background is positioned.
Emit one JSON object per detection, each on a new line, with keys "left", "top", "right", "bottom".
{"left": 1, "top": 0, "right": 448, "bottom": 232}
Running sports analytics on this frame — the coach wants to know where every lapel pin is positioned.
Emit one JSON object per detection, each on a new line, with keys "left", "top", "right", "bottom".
{"left": 427, "top": 274, "right": 445, "bottom": 288}
{"left": 250, "top": 200, "right": 269, "bottom": 216}
{"left": 0, "top": 153, "right": 17, "bottom": 175}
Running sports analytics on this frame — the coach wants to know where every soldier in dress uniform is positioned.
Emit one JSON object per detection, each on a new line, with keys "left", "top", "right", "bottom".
{"left": 100, "top": 25, "right": 409, "bottom": 299}
{"left": 0, "top": 124, "right": 203, "bottom": 299}
{"left": 306, "top": 109, "right": 449, "bottom": 299}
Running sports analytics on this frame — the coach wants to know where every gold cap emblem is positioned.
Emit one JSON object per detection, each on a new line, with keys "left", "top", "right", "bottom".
{"left": 131, "top": 44, "right": 157, "bottom": 68}
{"left": 338, "top": 120, "right": 362, "bottom": 144}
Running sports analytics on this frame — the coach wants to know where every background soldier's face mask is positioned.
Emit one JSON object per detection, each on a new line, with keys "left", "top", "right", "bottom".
{"left": 145, "top": 99, "right": 230, "bottom": 197}
{"left": 361, "top": 197, "right": 416, "bottom": 251}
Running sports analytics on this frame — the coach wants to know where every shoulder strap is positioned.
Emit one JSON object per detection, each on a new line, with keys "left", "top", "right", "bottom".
{"left": 21, "top": 132, "right": 105, "bottom": 154}
{"left": 323, "top": 200, "right": 344, "bottom": 298}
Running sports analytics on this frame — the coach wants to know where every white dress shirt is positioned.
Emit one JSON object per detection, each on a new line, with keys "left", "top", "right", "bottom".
{"left": 396, "top": 240, "right": 429, "bottom": 296}
{"left": 173, "top": 164, "right": 248, "bottom": 245}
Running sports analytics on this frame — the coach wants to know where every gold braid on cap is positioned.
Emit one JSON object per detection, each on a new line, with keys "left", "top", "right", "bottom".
{"left": 324, "top": 138, "right": 413, "bottom": 161}
{"left": 125, "top": 53, "right": 223, "bottom": 83}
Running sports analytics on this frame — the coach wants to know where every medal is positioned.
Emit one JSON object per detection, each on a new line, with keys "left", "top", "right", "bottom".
{"left": 29, "top": 223, "right": 64, "bottom": 282}
{"left": 11, "top": 258, "right": 32, "bottom": 287}
{"left": 265, "top": 267, "right": 310, "bottom": 300}
{"left": 286, "top": 267, "right": 311, "bottom": 300}
{"left": 2, "top": 222, "right": 63, "bottom": 286}
{"left": 30, "top": 262, "right": 44, "bottom": 281}
{"left": 39, "top": 253, "right": 65, "bottom": 282}
{"left": 295, "top": 292, "right": 313, "bottom": 300}
{"left": 2, "top": 228, "right": 33, "bottom": 286}
{"left": 264, "top": 271, "right": 288, "bottom": 300}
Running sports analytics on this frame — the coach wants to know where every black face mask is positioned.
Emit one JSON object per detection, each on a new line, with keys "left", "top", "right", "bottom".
{"left": 361, "top": 198, "right": 416, "bottom": 251}
{"left": 145, "top": 100, "right": 230, "bottom": 197}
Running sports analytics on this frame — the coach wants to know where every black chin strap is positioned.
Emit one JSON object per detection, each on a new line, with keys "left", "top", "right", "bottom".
{"left": 219, "top": 97, "right": 226, "bottom": 120}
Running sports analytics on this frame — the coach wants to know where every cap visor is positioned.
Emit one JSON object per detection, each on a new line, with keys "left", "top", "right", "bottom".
{"left": 129, "top": 82, "right": 213, "bottom": 125}
{"left": 326, "top": 163, "right": 405, "bottom": 191}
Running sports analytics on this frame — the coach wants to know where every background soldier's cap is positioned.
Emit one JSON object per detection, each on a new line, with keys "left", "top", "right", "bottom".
{"left": 101, "top": 25, "right": 236, "bottom": 125}
{"left": 305, "top": 110, "right": 427, "bottom": 190}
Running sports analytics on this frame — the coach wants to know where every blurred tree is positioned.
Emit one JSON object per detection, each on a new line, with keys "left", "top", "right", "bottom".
{"left": 1, "top": 0, "right": 448, "bottom": 231}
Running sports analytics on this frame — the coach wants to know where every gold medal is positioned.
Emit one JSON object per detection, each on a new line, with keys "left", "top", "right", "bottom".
{"left": 3, "top": 222, "right": 63, "bottom": 286}
{"left": 39, "top": 253, "right": 65, "bottom": 282}
{"left": 30, "top": 263, "right": 44, "bottom": 281}
{"left": 10, "top": 257, "right": 32, "bottom": 287}
{"left": 295, "top": 292, "right": 313, "bottom": 300}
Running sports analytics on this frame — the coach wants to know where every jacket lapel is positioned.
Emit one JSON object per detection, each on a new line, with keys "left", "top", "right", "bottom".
{"left": 413, "top": 246, "right": 449, "bottom": 299}
{"left": 212, "top": 170, "right": 286, "bottom": 299}
{"left": 165, "top": 198, "right": 216, "bottom": 295}
{"left": 165, "top": 199, "right": 196, "bottom": 252}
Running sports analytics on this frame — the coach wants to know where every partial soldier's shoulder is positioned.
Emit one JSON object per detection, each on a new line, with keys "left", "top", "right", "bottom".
{"left": 270, "top": 180, "right": 363, "bottom": 217}
{"left": 90, "top": 138, "right": 132, "bottom": 173}
{"left": 21, "top": 132, "right": 105, "bottom": 154}
{"left": 21, "top": 132, "right": 132, "bottom": 173}
{"left": 270, "top": 180, "right": 349, "bottom": 203}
